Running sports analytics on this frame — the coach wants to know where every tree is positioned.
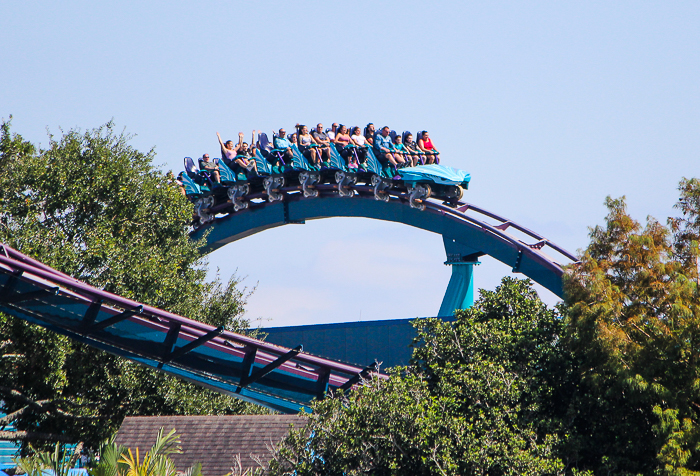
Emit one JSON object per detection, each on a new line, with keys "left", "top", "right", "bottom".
{"left": 269, "top": 278, "right": 568, "bottom": 476}
{"left": 0, "top": 118, "right": 263, "bottom": 450}
{"left": 269, "top": 177, "right": 700, "bottom": 476}
{"left": 562, "top": 181, "right": 700, "bottom": 475}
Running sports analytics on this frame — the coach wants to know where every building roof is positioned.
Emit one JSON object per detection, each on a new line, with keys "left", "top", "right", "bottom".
{"left": 115, "top": 415, "right": 307, "bottom": 475}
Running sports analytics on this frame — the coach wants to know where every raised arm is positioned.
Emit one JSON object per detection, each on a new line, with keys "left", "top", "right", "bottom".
{"left": 216, "top": 132, "right": 226, "bottom": 149}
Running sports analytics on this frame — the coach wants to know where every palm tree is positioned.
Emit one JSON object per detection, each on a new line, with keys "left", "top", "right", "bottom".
{"left": 90, "top": 428, "right": 182, "bottom": 476}
{"left": 14, "top": 442, "right": 83, "bottom": 476}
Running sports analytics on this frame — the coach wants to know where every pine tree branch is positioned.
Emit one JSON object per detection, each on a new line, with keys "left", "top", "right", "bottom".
{"left": 0, "top": 386, "right": 101, "bottom": 422}
{"left": 0, "top": 430, "right": 74, "bottom": 443}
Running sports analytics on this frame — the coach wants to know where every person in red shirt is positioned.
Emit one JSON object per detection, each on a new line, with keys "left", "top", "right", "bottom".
{"left": 417, "top": 130, "right": 440, "bottom": 164}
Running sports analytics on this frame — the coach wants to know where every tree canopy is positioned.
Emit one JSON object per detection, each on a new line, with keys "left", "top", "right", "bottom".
{"left": 270, "top": 178, "right": 700, "bottom": 476}
{"left": 0, "top": 118, "right": 263, "bottom": 450}
{"left": 562, "top": 179, "right": 700, "bottom": 474}
{"left": 269, "top": 278, "right": 568, "bottom": 475}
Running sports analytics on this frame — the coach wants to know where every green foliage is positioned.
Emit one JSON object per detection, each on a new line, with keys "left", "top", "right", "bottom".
{"left": 270, "top": 177, "right": 700, "bottom": 475}
{"left": 563, "top": 182, "right": 700, "bottom": 475}
{"left": 14, "top": 443, "right": 82, "bottom": 476}
{"left": 88, "top": 427, "right": 199, "bottom": 476}
{"left": 0, "top": 118, "right": 264, "bottom": 450}
{"left": 89, "top": 436, "right": 128, "bottom": 476}
{"left": 269, "top": 278, "right": 567, "bottom": 476}
{"left": 117, "top": 428, "right": 180, "bottom": 476}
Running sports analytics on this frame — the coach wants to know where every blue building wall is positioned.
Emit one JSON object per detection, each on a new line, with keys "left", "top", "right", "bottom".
{"left": 0, "top": 409, "right": 19, "bottom": 466}
{"left": 262, "top": 317, "right": 452, "bottom": 369}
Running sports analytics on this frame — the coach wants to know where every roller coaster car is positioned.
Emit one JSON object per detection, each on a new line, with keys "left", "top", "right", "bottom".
{"left": 258, "top": 133, "right": 320, "bottom": 200}
{"left": 397, "top": 164, "right": 470, "bottom": 210}
{"left": 324, "top": 143, "right": 361, "bottom": 198}
{"left": 216, "top": 158, "right": 253, "bottom": 213}
{"left": 182, "top": 157, "right": 216, "bottom": 224}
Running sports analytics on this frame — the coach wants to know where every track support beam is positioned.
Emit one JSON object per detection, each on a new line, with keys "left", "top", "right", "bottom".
{"left": 161, "top": 326, "right": 224, "bottom": 365}
{"left": 238, "top": 345, "right": 302, "bottom": 391}
{"left": 339, "top": 362, "right": 379, "bottom": 393}
{"left": 1, "top": 287, "right": 59, "bottom": 304}
{"left": 90, "top": 305, "right": 143, "bottom": 331}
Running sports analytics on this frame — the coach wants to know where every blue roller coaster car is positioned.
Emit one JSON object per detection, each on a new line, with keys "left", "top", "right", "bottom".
{"left": 180, "top": 133, "right": 470, "bottom": 224}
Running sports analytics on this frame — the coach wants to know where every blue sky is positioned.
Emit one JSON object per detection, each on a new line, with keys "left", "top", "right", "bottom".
{"left": 2, "top": 1, "right": 698, "bottom": 327}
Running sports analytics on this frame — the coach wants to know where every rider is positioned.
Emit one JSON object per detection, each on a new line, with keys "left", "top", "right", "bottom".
{"left": 198, "top": 153, "right": 221, "bottom": 183}
{"left": 297, "top": 124, "right": 320, "bottom": 167}
{"left": 364, "top": 123, "right": 376, "bottom": 146}
{"left": 390, "top": 135, "right": 410, "bottom": 167}
{"left": 373, "top": 126, "right": 405, "bottom": 174}
{"left": 334, "top": 125, "right": 358, "bottom": 169}
{"left": 312, "top": 123, "right": 332, "bottom": 164}
{"left": 350, "top": 126, "right": 368, "bottom": 165}
{"left": 273, "top": 128, "right": 295, "bottom": 164}
{"left": 217, "top": 132, "right": 238, "bottom": 168}
{"left": 418, "top": 130, "right": 440, "bottom": 164}
{"left": 234, "top": 132, "right": 258, "bottom": 176}
{"left": 403, "top": 132, "right": 423, "bottom": 166}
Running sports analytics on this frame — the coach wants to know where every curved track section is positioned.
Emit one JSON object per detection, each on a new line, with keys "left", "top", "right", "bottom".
{"left": 192, "top": 184, "right": 577, "bottom": 298}
{"left": 0, "top": 244, "right": 384, "bottom": 414}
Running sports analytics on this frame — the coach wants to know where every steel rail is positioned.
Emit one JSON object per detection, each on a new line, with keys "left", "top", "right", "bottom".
{"left": 196, "top": 181, "right": 579, "bottom": 270}
{"left": 0, "top": 245, "right": 385, "bottom": 388}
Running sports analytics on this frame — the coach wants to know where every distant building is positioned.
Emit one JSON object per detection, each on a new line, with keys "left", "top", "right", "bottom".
{"left": 115, "top": 415, "right": 306, "bottom": 474}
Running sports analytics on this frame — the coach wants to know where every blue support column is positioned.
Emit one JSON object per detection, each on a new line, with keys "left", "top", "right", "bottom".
{"left": 438, "top": 261, "right": 479, "bottom": 316}
{"left": 438, "top": 236, "right": 483, "bottom": 316}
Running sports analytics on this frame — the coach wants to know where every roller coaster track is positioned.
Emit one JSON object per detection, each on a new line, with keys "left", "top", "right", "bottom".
{"left": 0, "top": 180, "right": 577, "bottom": 415}
{"left": 0, "top": 244, "right": 384, "bottom": 414}
{"left": 192, "top": 182, "right": 578, "bottom": 299}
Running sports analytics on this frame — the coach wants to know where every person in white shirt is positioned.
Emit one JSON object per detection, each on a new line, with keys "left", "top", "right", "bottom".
{"left": 350, "top": 126, "right": 368, "bottom": 165}
{"left": 326, "top": 123, "right": 338, "bottom": 141}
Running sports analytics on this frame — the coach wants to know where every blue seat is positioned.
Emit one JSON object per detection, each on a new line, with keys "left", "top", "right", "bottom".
{"left": 328, "top": 143, "right": 350, "bottom": 171}
{"left": 259, "top": 132, "right": 292, "bottom": 174}
{"left": 216, "top": 158, "right": 238, "bottom": 185}
{"left": 255, "top": 149, "right": 273, "bottom": 175}
{"left": 184, "top": 157, "right": 212, "bottom": 193}
{"left": 364, "top": 147, "right": 388, "bottom": 176}
{"left": 291, "top": 144, "right": 318, "bottom": 171}
{"left": 180, "top": 171, "right": 203, "bottom": 197}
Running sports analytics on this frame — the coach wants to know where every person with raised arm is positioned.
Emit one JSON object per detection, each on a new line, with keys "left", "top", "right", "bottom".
{"left": 217, "top": 132, "right": 239, "bottom": 167}
{"left": 233, "top": 131, "right": 258, "bottom": 175}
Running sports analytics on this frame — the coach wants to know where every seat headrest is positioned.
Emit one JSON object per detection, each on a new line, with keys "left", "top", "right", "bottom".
{"left": 184, "top": 157, "right": 197, "bottom": 173}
